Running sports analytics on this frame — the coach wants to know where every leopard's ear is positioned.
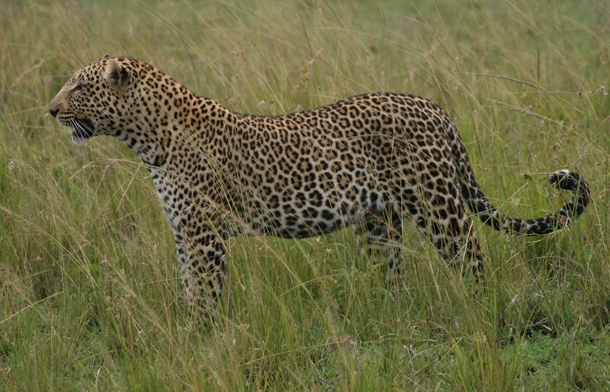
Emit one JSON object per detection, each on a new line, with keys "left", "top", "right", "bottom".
{"left": 103, "top": 58, "right": 131, "bottom": 89}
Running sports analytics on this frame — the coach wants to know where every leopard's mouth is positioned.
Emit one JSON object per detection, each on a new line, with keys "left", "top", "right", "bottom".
{"left": 65, "top": 117, "right": 95, "bottom": 145}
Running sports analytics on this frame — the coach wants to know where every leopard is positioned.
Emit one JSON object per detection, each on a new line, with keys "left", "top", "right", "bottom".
{"left": 48, "top": 55, "right": 590, "bottom": 316}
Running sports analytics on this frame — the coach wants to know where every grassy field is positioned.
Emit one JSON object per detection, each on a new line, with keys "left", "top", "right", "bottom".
{"left": 1, "top": 0, "right": 609, "bottom": 390}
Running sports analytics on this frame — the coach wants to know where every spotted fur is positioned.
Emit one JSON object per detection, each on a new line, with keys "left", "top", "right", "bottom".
{"left": 49, "top": 56, "right": 590, "bottom": 315}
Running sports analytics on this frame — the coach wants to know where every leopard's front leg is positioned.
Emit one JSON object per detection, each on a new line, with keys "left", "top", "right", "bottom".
{"left": 172, "top": 224, "right": 227, "bottom": 316}
{"left": 152, "top": 169, "right": 229, "bottom": 317}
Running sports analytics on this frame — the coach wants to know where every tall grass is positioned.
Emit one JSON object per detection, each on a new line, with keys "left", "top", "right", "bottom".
{"left": 1, "top": 0, "right": 609, "bottom": 390}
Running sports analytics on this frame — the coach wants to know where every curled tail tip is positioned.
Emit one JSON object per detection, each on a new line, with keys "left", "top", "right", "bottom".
{"left": 548, "top": 169, "right": 591, "bottom": 223}
{"left": 548, "top": 169, "right": 590, "bottom": 193}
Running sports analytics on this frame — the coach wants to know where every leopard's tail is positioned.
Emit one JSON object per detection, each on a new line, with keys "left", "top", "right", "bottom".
{"left": 446, "top": 123, "right": 590, "bottom": 236}
{"left": 461, "top": 169, "right": 590, "bottom": 235}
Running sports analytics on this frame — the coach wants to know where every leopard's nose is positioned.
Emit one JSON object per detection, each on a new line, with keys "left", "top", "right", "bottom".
{"left": 49, "top": 108, "right": 59, "bottom": 117}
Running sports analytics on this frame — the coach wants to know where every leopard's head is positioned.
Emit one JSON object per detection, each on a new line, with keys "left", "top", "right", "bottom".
{"left": 49, "top": 55, "right": 139, "bottom": 145}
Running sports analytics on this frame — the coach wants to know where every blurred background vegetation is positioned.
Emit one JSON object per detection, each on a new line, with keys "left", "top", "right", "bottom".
{"left": 1, "top": 0, "right": 609, "bottom": 390}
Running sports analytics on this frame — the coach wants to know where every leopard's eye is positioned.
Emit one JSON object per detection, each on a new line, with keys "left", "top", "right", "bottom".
{"left": 72, "top": 83, "right": 85, "bottom": 92}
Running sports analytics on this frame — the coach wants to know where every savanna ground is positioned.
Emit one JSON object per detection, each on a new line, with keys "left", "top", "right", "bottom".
{"left": 1, "top": 0, "right": 610, "bottom": 390}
